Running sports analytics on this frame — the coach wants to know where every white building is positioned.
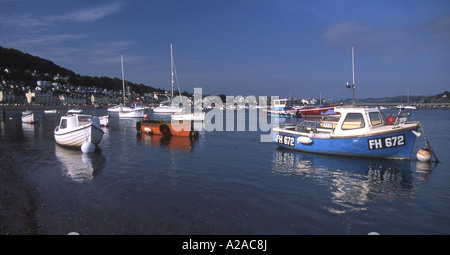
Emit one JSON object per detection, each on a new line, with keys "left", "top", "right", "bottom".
{"left": 26, "top": 90, "right": 55, "bottom": 105}
{"left": 58, "top": 93, "right": 86, "bottom": 105}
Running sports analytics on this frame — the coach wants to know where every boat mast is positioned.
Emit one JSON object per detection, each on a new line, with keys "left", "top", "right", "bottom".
{"left": 351, "top": 46, "right": 355, "bottom": 106}
{"left": 121, "top": 54, "right": 126, "bottom": 105}
{"left": 346, "top": 47, "right": 356, "bottom": 107}
{"left": 170, "top": 43, "right": 174, "bottom": 99}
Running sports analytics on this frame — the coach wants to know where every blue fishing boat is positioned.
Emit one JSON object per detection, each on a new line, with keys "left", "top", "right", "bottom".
{"left": 273, "top": 107, "right": 421, "bottom": 160}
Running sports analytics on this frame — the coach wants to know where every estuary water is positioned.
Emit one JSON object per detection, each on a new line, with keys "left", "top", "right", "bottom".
{"left": 1, "top": 108, "right": 449, "bottom": 234}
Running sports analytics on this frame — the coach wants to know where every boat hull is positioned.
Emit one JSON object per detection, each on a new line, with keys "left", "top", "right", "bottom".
{"left": 267, "top": 111, "right": 296, "bottom": 118}
{"left": 99, "top": 115, "right": 109, "bottom": 126}
{"left": 107, "top": 105, "right": 122, "bottom": 112}
{"left": 273, "top": 127, "right": 419, "bottom": 160}
{"left": 22, "top": 112, "right": 37, "bottom": 123}
{"left": 153, "top": 106, "right": 184, "bottom": 114}
{"left": 137, "top": 120, "right": 198, "bottom": 137}
{"left": 119, "top": 108, "right": 145, "bottom": 118}
{"left": 68, "top": 109, "right": 83, "bottom": 114}
{"left": 171, "top": 112, "right": 205, "bottom": 120}
{"left": 54, "top": 124, "right": 104, "bottom": 147}
{"left": 295, "top": 105, "right": 341, "bottom": 117}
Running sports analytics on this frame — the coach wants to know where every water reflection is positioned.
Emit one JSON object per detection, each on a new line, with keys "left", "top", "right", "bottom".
{"left": 21, "top": 122, "right": 38, "bottom": 141}
{"left": 137, "top": 133, "right": 198, "bottom": 153}
{"left": 55, "top": 145, "right": 105, "bottom": 183}
{"left": 273, "top": 148, "right": 418, "bottom": 214}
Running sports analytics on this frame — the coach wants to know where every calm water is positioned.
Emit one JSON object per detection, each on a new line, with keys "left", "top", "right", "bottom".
{"left": 1, "top": 108, "right": 450, "bottom": 234}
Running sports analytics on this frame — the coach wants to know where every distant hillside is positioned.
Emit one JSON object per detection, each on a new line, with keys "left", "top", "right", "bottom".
{"left": 341, "top": 91, "right": 450, "bottom": 104}
{"left": 0, "top": 46, "right": 75, "bottom": 78}
{"left": 0, "top": 46, "right": 165, "bottom": 95}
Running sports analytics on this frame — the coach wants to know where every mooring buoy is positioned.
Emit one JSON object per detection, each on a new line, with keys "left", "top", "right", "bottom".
{"left": 417, "top": 147, "right": 432, "bottom": 162}
{"left": 81, "top": 141, "right": 95, "bottom": 153}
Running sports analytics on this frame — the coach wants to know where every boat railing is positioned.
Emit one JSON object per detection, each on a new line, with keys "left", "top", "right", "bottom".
{"left": 296, "top": 120, "right": 319, "bottom": 133}
{"left": 392, "top": 109, "right": 412, "bottom": 128}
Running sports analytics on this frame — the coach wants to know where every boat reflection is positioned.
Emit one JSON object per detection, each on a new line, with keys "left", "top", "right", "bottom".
{"left": 415, "top": 160, "right": 436, "bottom": 181}
{"left": 137, "top": 133, "right": 198, "bottom": 153}
{"left": 272, "top": 147, "right": 419, "bottom": 214}
{"left": 55, "top": 145, "right": 105, "bottom": 183}
{"left": 21, "top": 122, "right": 37, "bottom": 140}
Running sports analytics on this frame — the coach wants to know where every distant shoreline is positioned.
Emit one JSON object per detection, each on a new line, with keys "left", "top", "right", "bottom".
{"left": 1, "top": 104, "right": 107, "bottom": 111}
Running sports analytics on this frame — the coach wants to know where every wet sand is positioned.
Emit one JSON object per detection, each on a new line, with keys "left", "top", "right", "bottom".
{"left": 0, "top": 142, "right": 39, "bottom": 234}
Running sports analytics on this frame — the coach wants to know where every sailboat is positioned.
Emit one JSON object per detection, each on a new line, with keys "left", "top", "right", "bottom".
{"left": 396, "top": 89, "right": 417, "bottom": 110}
{"left": 117, "top": 55, "right": 146, "bottom": 118}
{"left": 153, "top": 43, "right": 184, "bottom": 114}
{"left": 22, "top": 110, "right": 38, "bottom": 123}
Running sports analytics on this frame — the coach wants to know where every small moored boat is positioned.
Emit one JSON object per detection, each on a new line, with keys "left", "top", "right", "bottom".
{"left": 54, "top": 114, "right": 104, "bottom": 148}
{"left": 273, "top": 107, "right": 421, "bottom": 160}
{"left": 107, "top": 104, "right": 123, "bottom": 113}
{"left": 22, "top": 110, "right": 38, "bottom": 123}
{"left": 264, "top": 98, "right": 296, "bottom": 117}
{"left": 68, "top": 108, "right": 83, "bottom": 114}
{"left": 152, "top": 43, "right": 185, "bottom": 114}
{"left": 136, "top": 118, "right": 198, "bottom": 137}
{"left": 119, "top": 102, "right": 146, "bottom": 118}
{"left": 171, "top": 111, "right": 205, "bottom": 121}
{"left": 98, "top": 115, "right": 109, "bottom": 127}
{"left": 294, "top": 104, "right": 343, "bottom": 117}
{"left": 153, "top": 100, "right": 184, "bottom": 114}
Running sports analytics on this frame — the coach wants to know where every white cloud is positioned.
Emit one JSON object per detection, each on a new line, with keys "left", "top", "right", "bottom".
{"left": 0, "top": 1, "right": 124, "bottom": 28}
{"left": 48, "top": 1, "right": 124, "bottom": 23}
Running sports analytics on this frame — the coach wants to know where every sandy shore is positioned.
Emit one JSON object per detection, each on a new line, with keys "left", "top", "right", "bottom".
{"left": 0, "top": 142, "right": 39, "bottom": 234}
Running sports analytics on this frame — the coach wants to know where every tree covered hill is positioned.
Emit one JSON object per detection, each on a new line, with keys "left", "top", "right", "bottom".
{"left": 0, "top": 46, "right": 165, "bottom": 95}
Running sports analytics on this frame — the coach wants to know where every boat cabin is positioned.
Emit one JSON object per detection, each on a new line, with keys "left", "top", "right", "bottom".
{"left": 58, "top": 114, "right": 101, "bottom": 130}
{"left": 290, "top": 107, "right": 416, "bottom": 138}
{"left": 272, "top": 98, "right": 293, "bottom": 111}
{"left": 330, "top": 107, "right": 386, "bottom": 136}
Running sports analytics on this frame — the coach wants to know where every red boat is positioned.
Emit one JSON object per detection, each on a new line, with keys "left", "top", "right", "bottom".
{"left": 294, "top": 104, "right": 343, "bottom": 117}
{"left": 136, "top": 119, "right": 198, "bottom": 137}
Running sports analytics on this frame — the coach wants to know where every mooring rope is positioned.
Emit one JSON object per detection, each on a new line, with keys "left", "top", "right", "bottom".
{"left": 419, "top": 123, "right": 439, "bottom": 162}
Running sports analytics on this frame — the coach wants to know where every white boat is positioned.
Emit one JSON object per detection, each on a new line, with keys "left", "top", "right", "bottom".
{"left": 107, "top": 104, "right": 123, "bottom": 113}
{"left": 397, "top": 90, "right": 417, "bottom": 110}
{"left": 153, "top": 100, "right": 184, "bottom": 114}
{"left": 98, "top": 115, "right": 109, "bottom": 127}
{"left": 119, "top": 106, "right": 146, "bottom": 118}
{"left": 68, "top": 108, "right": 83, "bottom": 114}
{"left": 116, "top": 56, "right": 147, "bottom": 118}
{"left": 22, "top": 110, "right": 38, "bottom": 123}
{"left": 119, "top": 102, "right": 147, "bottom": 118}
{"left": 54, "top": 114, "right": 104, "bottom": 148}
{"left": 396, "top": 105, "right": 417, "bottom": 110}
{"left": 171, "top": 111, "right": 205, "bottom": 120}
{"left": 264, "top": 98, "right": 296, "bottom": 117}
{"left": 44, "top": 109, "right": 57, "bottom": 114}
{"left": 153, "top": 43, "right": 185, "bottom": 114}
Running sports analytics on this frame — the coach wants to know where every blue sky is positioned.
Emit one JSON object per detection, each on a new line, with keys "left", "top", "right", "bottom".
{"left": 1, "top": 0, "right": 449, "bottom": 100}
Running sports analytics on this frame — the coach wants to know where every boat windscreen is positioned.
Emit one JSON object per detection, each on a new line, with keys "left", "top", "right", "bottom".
{"left": 78, "top": 116, "right": 92, "bottom": 125}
